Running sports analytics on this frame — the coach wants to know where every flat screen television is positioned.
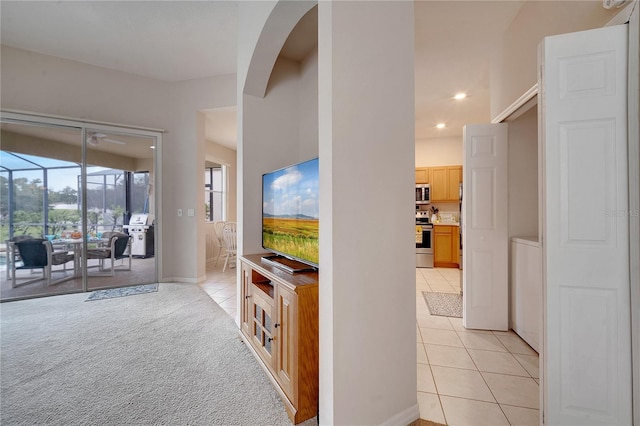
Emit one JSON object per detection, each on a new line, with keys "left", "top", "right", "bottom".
{"left": 262, "top": 157, "right": 319, "bottom": 272}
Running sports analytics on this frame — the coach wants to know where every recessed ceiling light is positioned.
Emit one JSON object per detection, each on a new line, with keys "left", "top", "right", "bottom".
{"left": 150, "top": 146, "right": 156, "bottom": 149}
{"left": 436, "top": 123, "right": 446, "bottom": 129}
{"left": 454, "top": 93, "right": 466, "bottom": 100}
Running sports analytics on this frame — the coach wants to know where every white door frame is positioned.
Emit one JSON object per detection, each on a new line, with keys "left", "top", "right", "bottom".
{"left": 625, "top": 4, "right": 640, "bottom": 425}
{"left": 0, "top": 109, "right": 165, "bottom": 285}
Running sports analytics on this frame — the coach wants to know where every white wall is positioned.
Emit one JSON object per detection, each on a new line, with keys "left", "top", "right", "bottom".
{"left": 507, "top": 105, "right": 538, "bottom": 240}
{"left": 490, "top": 1, "right": 618, "bottom": 118}
{"left": 0, "top": 45, "right": 236, "bottom": 282}
{"left": 299, "top": 48, "right": 319, "bottom": 161}
{"left": 415, "top": 136, "right": 462, "bottom": 166}
{"left": 241, "top": 55, "right": 317, "bottom": 257}
{"left": 168, "top": 76, "right": 236, "bottom": 282}
{"left": 318, "top": 2, "right": 417, "bottom": 424}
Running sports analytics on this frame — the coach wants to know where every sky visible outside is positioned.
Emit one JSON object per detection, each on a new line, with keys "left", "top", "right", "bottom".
{"left": 263, "top": 158, "right": 319, "bottom": 219}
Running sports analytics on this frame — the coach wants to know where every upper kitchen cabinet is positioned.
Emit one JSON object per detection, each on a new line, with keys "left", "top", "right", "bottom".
{"left": 415, "top": 167, "right": 429, "bottom": 184}
{"left": 430, "top": 166, "right": 462, "bottom": 202}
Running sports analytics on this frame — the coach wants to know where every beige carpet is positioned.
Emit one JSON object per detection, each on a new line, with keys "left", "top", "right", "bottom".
{"left": 1, "top": 283, "right": 315, "bottom": 425}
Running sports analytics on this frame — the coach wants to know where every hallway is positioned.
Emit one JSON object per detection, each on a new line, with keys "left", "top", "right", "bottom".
{"left": 416, "top": 268, "right": 539, "bottom": 425}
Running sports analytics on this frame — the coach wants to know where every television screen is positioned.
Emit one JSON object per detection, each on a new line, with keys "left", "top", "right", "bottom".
{"left": 262, "top": 157, "right": 319, "bottom": 267}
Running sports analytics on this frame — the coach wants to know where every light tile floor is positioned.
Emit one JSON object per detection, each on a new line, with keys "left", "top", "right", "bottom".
{"left": 199, "top": 262, "right": 238, "bottom": 319}
{"left": 201, "top": 263, "right": 541, "bottom": 425}
{"left": 417, "top": 267, "right": 540, "bottom": 425}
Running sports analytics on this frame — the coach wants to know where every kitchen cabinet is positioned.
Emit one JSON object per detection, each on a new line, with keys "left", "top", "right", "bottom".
{"left": 434, "top": 225, "right": 459, "bottom": 268}
{"left": 239, "top": 254, "right": 318, "bottom": 424}
{"left": 415, "top": 167, "right": 430, "bottom": 184}
{"left": 430, "top": 166, "right": 462, "bottom": 202}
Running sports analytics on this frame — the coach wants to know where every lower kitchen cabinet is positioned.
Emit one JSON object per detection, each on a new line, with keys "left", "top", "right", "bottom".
{"left": 434, "top": 225, "right": 459, "bottom": 268}
{"left": 239, "top": 254, "right": 318, "bottom": 424}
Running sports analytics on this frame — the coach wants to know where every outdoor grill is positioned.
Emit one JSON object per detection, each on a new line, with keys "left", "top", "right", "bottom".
{"left": 123, "top": 213, "right": 154, "bottom": 258}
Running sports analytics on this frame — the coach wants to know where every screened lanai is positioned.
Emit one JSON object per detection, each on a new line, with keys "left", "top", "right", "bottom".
{"left": 0, "top": 151, "right": 146, "bottom": 241}
{"left": 0, "top": 116, "right": 159, "bottom": 301}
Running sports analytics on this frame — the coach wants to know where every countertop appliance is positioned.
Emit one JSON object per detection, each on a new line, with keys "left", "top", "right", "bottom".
{"left": 416, "top": 210, "right": 433, "bottom": 268}
{"left": 123, "top": 213, "right": 154, "bottom": 258}
{"left": 415, "top": 183, "right": 431, "bottom": 205}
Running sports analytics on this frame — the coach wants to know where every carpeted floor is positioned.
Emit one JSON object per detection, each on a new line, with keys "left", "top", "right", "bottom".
{"left": 0, "top": 283, "right": 317, "bottom": 425}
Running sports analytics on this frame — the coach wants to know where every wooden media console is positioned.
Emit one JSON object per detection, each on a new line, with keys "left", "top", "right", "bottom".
{"left": 239, "top": 254, "right": 319, "bottom": 424}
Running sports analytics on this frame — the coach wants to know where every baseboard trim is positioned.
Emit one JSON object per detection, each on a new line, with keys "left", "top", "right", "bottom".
{"left": 159, "top": 277, "right": 201, "bottom": 284}
{"left": 381, "top": 403, "right": 420, "bottom": 426}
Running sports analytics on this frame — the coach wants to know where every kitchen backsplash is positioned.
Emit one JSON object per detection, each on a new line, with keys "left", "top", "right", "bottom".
{"left": 417, "top": 202, "right": 459, "bottom": 222}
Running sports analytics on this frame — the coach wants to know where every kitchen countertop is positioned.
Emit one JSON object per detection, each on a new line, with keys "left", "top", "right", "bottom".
{"left": 433, "top": 222, "right": 459, "bottom": 227}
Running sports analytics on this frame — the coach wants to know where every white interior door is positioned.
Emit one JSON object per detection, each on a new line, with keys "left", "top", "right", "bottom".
{"left": 540, "top": 24, "right": 631, "bottom": 425}
{"left": 462, "top": 123, "right": 509, "bottom": 331}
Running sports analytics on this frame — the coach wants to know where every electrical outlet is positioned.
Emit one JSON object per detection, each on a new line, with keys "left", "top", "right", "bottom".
{"left": 178, "top": 209, "right": 183, "bottom": 217}
{"left": 188, "top": 208, "right": 195, "bottom": 217}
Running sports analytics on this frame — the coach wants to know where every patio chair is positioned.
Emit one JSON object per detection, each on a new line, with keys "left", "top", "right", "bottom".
{"left": 221, "top": 222, "right": 237, "bottom": 272}
{"left": 11, "top": 238, "right": 75, "bottom": 287}
{"left": 86, "top": 232, "right": 132, "bottom": 276}
{"left": 5, "top": 235, "right": 34, "bottom": 280}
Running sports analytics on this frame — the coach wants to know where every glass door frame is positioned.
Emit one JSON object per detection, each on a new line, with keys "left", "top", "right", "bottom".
{"left": 1, "top": 110, "right": 163, "bottom": 295}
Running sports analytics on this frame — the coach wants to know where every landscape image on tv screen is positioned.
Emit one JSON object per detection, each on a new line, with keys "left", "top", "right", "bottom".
{"left": 262, "top": 158, "right": 319, "bottom": 266}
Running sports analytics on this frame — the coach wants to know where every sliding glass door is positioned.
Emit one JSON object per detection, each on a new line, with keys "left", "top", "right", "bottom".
{"left": 84, "top": 129, "right": 157, "bottom": 290}
{"left": 0, "top": 114, "right": 160, "bottom": 301}
{"left": 0, "top": 121, "right": 85, "bottom": 300}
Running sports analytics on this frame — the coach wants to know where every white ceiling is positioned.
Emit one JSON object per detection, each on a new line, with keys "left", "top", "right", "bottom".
{"left": 0, "top": 1, "right": 526, "bottom": 147}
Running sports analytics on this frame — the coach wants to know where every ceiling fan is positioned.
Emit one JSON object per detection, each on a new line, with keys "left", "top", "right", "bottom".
{"left": 87, "top": 133, "right": 126, "bottom": 146}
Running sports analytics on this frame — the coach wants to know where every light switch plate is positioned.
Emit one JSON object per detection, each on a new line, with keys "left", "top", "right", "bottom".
{"left": 188, "top": 208, "right": 195, "bottom": 217}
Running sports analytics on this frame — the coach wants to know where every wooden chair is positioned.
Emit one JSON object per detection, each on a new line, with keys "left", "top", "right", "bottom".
{"left": 221, "top": 222, "right": 237, "bottom": 272}
{"left": 86, "top": 232, "right": 132, "bottom": 276}
{"left": 11, "top": 238, "right": 75, "bottom": 287}
{"left": 213, "top": 221, "right": 227, "bottom": 267}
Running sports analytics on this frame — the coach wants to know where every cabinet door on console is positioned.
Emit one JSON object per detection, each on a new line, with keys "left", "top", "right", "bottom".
{"left": 251, "top": 288, "right": 275, "bottom": 366}
{"left": 241, "top": 264, "right": 252, "bottom": 335}
{"left": 275, "top": 284, "right": 297, "bottom": 400}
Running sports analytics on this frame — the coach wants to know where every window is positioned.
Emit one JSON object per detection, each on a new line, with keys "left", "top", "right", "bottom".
{"left": 205, "top": 165, "right": 225, "bottom": 222}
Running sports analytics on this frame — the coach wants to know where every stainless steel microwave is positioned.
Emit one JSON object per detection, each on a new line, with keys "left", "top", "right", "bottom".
{"left": 415, "top": 184, "right": 430, "bottom": 204}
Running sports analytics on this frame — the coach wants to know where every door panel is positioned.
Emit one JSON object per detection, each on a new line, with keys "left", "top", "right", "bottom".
{"left": 0, "top": 122, "right": 85, "bottom": 300}
{"left": 276, "top": 284, "right": 296, "bottom": 399}
{"left": 541, "top": 24, "right": 631, "bottom": 425}
{"left": 462, "top": 123, "right": 509, "bottom": 330}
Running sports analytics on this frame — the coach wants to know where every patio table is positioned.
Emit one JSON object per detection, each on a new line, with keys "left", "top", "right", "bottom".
{"left": 52, "top": 238, "right": 107, "bottom": 277}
